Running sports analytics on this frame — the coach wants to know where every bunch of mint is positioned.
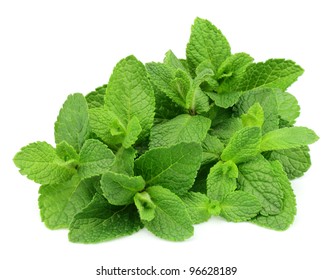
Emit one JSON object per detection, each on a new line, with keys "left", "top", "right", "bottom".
{"left": 14, "top": 18, "right": 319, "bottom": 243}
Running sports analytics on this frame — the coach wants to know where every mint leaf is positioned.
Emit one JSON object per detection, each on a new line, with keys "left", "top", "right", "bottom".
{"left": 147, "top": 56, "right": 211, "bottom": 114}
{"left": 220, "top": 191, "right": 262, "bottom": 222}
{"left": 109, "top": 117, "right": 126, "bottom": 141}
{"left": 251, "top": 161, "right": 296, "bottom": 230}
{"left": 110, "top": 147, "right": 136, "bottom": 176}
{"left": 221, "top": 127, "right": 261, "bottom": 164}
{"left": 122, "top": 116, "right": 142, "bottom": 148}
{"left": 235, "top": 88, "right": 279, "bottom": 133}
{"left": 135, "top": 142, "right": 202, "bottom": 195}
{"left": 201, "top": 134, "right": 224, "bottom": 165}
{"left": 207, "top": 161, "right": 238, "bottom": 201}
{"left": 267, "top": 146, "right": 311, "bottom": 179}
{"left": 144, "top": 186, "right": 193, "bottom": 241}
{"left": 172, "top": 69, "right": 192, "bottom": 104}
{"left": 78, "top": 139, "right": 115, "bottom": 179}
{"left": 90, "top": 111, "right": 142, "bottom": 149}
{"left": 14, "top": 141, "right": 77, "bottom": 185}
{"left": 101, "top": 172, "right": 145, "bottom": 206}
{"left": 188, "top": 72, "right": 213, "bottom": 114}
{"left": 85, "top": 85, "right": 106, "bottom": 109}
{"left": 208, "top": 53, "right": 253, "bottom": 108}
{"left": 88, "top": 107, "right": 116, "bottom": 146}
{"left": 55, "top": 141, "right": 79, "bottom": 162}
{"left": 238, "top": 157, "right": 284, "bottom": 216}
{"left": 105, "top": 55, "right": 155, "bottom": 141}
{"left": 181, "top": 192, "right": 211, "bottom": 224}
{"left": 153, "top": 85, "right": 185, "bottom": 122}
{"left": 39, "top": 176, "right": 96, "bottom": 229}
{"left": 54, "top": 93, "right": 90, "bottom": 152}
{"left": 134, "top": 191, "right": 156, "bottom": 222}
{"left": 69, "top": 193, "right": 142, "bottom": 243}
{"left": 186, "top": 18, "right": 230, "bottom": 74}
{"left": 206, "top": 90, "right": 242, "bottom": 109}
{"left": 241, "top": 102, "right": 264, "bottom": 128}
{"left": 164, "top": 50, "right": 188, "bottom": 71}
{"left": 146, "top": 62, "right": 187, "bottom": 108}
{"left": 276, "top": 91, "right": 300, "bottom": 125}
{"left": 236, "top": 59, "right": 304, "bottom": 91}
{"left": 217, "top": 52, "right": 253, "bottom": 80}
{"left": 149, "top": 114, "right": 211, "bottom": 148}
{"left": 235, "top": 88, "right": 280, "bottom": 134}
{"left": 211, "top": 117, "right": 243, "bottom": 144}
{"left": 190, "top": 88, "right": 210, "bottom": 114}
{"left": 260, "top": 127, "right": 319, "bottom": 152}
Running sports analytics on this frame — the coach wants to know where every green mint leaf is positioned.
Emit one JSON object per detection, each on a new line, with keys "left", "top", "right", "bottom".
{"left": 147, "top": 59, "right": 211, "bottom": 114}
{"left": 171, "top": 69, "right": 192, "bottom": 104}
{"left": 134, "top": 191, "right": 156, "bottom": 222}
{"left": 260, "top": 127, "right": 319, "bottom": 152}
{"left": 181, "top": 192, "right": 211, "bottom": 224}
{"left": 69, "top": 193, "right": 142, "bottom": 243}
{"left": 153, "top": 85, "right": 185, "bottom": 123}
{"left": 195, "top": 60, "right": 216, "bottom": 82}
{"left": 186, "top": 66, "right": 215, "bottom": 113}
{"left": 39, "top": 176, "right": 96, "bottom": 229}
{"left": 149, "top": 114, "right": 211, "bottom": 148}
{"left": 238, "top": 156, "right": 284, "bottom": 216}
{"left": 241, "top": 102, "right": 264, "bottom": 128}
{"left": 146, "top": 62, "right": 188, "bottom": 109}
{"left": 251, "top": 161, "right": 296, "bottom": 230}
{"left": 217, "top": 52, "right": 253, "bottom": 80}
{"left": 163, "top": 50, "right": 188, "bottom": 71}
{"left": 220, "top": 190, "right": 262, "bottom": 222}
{"left": 144, "top": 186, "right": 194, "bottom": 241}
{"left": 135, "top": 142, "right": 202, "bottom": 195}
{"left": 236, "top": 59, "right": 304, "bottom": 91}
{"left": 89, "top": 107, "right": 116, "bottom": 146}
{"left": 122, "top": 116, "right": 142, "bottom": 148}
{"left": 85, "top": 85, "right": 106, "bottom": 109}
{"left": 192, "top": 88, "right": 211, "bottom": 114}
{"left": 101, "top": 172, "right": 145, "bottom": 206}
{"left": 194, "top": 60, "right": 219, "bottom": 90}
{"left": 78, "top": 139, "right": 115, "bottom": 179}
{"left": 267, "top": 146, "right": 311, "bottom": 179}
{"left": 207, "top": 161, "right": 238, "bottom": 201}
{"left": 235, "top": 88, "right": 279, "bottom": 133}
{"left": 207, "top": 105, "right": 234, "bottom": 127}
{"left": 206, "top": 90, "right": 242, "bottom": 109}
{"left": 221, "top": 127, "right": 261, "bottom": 164}
{"left": 201, "top": 134, "right": 224, "bottom": 165}
{"left": 186, "top": 18, "right": 230, "bottom": 74}
{"left": 54, "top": 93, "right": 90, "bottom": 152}
{"left": 90, "top": 111, "right": 142, "bottom": 149}
{"left": 211, "top": 117, "right": 243, "bottom": 144}
{"left": 208, "top": 53, "right": 254, "bottom": 108}
{"left": 55, "top": 141, "right": 79, "bottom": 163}
{"left": 208, "top": 200, "right": 222, "bottom": 216}
{"left": 276, "top": 92, "right": 300, "bottom": 126}
{"left": 109, "top": 117, "right": 126, "bottom": 138}
{"left": 105, "top": 55, "right": 155, "bottom": 141}
{"left": 14, "top": 141, "right": 77, "bottom": 185}
{"left": 192, "top": 62, "right": 215, "bottom": 86}
{"left": 110, "top": 146, "right": 136, "bottom": 176}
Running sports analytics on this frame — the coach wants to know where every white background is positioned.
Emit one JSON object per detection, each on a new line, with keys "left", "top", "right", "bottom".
{"left": 1, "top": 0, "right": 331, "bottom": 279}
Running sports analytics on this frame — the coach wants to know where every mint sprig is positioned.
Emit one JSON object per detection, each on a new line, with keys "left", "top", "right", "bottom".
{"left": 13, "top": 17, "right": 319, "bottom": 243}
